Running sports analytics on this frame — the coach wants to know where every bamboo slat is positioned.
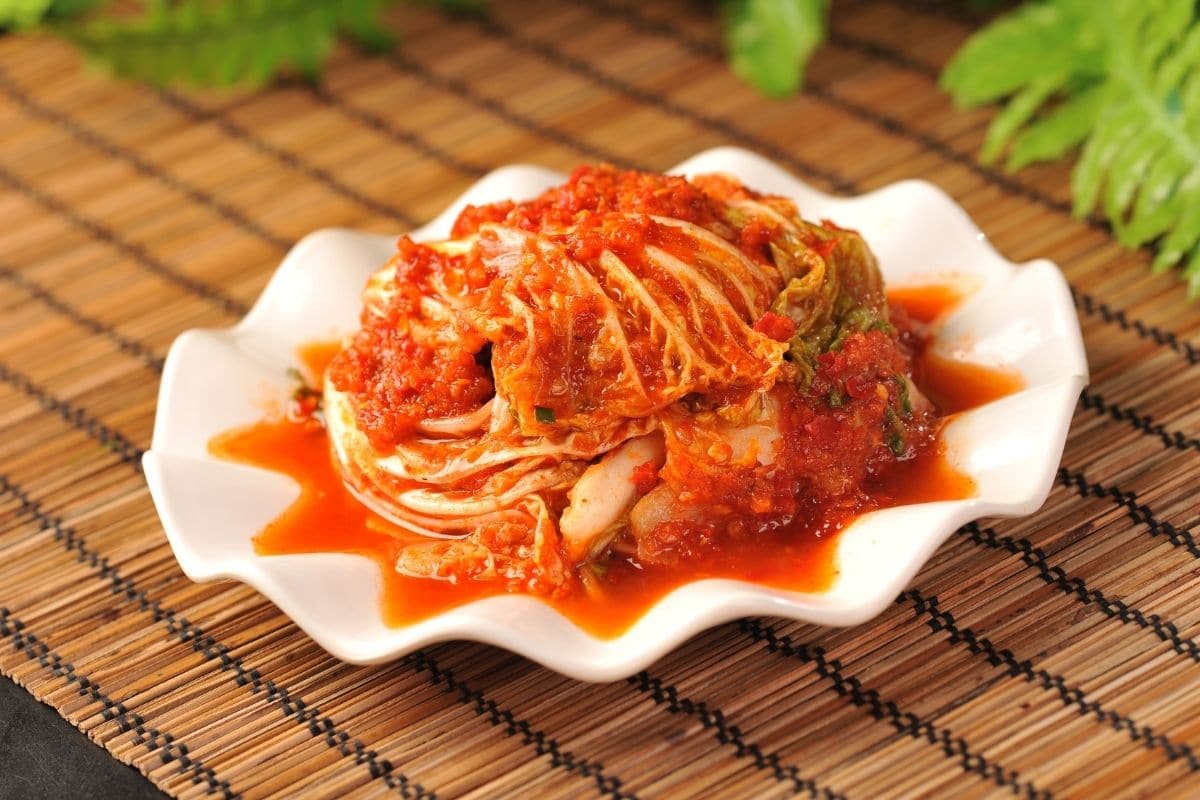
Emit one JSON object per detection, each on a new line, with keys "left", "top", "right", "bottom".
{"left": 2, "top": 1, "right": 1199, "bottom": 797}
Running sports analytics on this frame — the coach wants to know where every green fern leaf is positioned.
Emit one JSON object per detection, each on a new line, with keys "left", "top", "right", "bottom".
{"left": 343, "top": 0, "right": 396, "bottom": 52}
{"left": 49, "top": 0, "right": 397, "bottom": 88}
{"left": 940, "top": 2, "right": 1103, "bottom": 106}
{"left": 944, "top": 0, "right": 1200, "bottom": 298}
{"left": 722, "top": 0, "right": 828, "bottom": 97}
{"left": 980, "top": 75, "right": 1064, "bottom": 165}
{"left": 1006, "top": 86, "right": 1103, "bottom": 170}
{"left": 0, "top": 0, "right": 55, "bottom": 28}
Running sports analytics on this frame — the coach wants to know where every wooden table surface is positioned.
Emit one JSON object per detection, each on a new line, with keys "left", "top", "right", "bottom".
{"left": 2, "top": 1, "right": 1199, "bottom": 798}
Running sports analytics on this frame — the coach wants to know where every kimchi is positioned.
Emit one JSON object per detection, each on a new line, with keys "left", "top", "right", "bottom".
{"left": 322, "top": 166, "right": 940, "bottom": 598}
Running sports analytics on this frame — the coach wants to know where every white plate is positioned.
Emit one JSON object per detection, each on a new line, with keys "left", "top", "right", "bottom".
{"left": 144, "top": 147, "right": 1088, "bottom": 682}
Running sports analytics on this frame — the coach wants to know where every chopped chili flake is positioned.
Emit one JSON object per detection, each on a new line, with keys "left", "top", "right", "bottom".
{"left": 630, "top": 459, "right": 660, "bottom": 495}
{"left": 752, "top": 311, "right": 797, "bottom": 342}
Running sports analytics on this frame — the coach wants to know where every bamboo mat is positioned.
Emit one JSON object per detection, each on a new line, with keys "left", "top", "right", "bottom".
{"left": 1, "top": 0, "right": 1199, "bottom": 797}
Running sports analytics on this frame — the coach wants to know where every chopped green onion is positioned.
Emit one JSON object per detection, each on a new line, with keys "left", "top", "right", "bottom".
{"left": 894, "top": 375, "right": 912, "bottom": 416}
{"left": 885, "top": 407, "right": 907, "bottom": 456}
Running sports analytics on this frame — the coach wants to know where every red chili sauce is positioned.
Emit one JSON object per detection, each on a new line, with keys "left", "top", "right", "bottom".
{"left": 328, "top": 172, "right": 791, "bottom": 452}
{"left": 210, "top": 287, "right": 1021, "bottom": 638}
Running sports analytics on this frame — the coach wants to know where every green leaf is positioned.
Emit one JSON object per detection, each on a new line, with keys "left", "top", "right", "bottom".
{"left": 980, "top": 75, "right": 1064, "bottom": 164}
{"left": 1103, "top": 130, "right": 1166, "bottom": 230}
{"left": 1071, "top": 104, "right": 1142, "bottom": 217}
{"left": 46, "top": 0, "right": 406, "bottom": 88}
{"left": 941, "top": 2, "right": 1098, "bottom": 107}
{"left": 45, "top": 0, "right": 105, "bottom": 17}
{"left": 945, "top": 0, "right": 1200, "bottom": 298}
{"left": 1122, "top": 151, "right": 1188, "bottom": 246}
{"left": 534, "top": 406, "right": 556, "bottom": 424}
{"left": 1153, "top": 178, "right": 1200, "bottom": 265}
{"left": 0, "top": 0, "right": 55, "bottom": 28}
{"left": 721, "top": 0, "right": 828, "bottom": 97}
{"left": 344, "top": 0, "right": 396, "bottom": 52}
{"left": 1154, "top": 26, "right": 1200, "bottom": 95}
{"left": 1185, "top": 246, "right": 1200, "bottom": 298}
{"left": 1006, "top": 86, "right": 1103, "bottom": 170}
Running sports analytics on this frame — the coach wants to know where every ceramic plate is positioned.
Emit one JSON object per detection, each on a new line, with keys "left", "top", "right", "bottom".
{"left": 144, "top": 147, "right": 1088, "bottom": 681}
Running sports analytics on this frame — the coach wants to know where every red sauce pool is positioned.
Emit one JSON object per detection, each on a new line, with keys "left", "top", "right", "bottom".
{"left": 887, "top": 284, "right": 965, "bottom": 324}
{"left": 889, "top": 284, "right": 1024, "bottom": 410}
{"left": 210, "top": 288, "right": 1021, "bottom": 638}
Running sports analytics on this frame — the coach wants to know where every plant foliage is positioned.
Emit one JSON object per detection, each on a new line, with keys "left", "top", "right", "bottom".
{"left": 943, "top": 0, "right": 1200, "bottom": 296}
{"left": 3, "top": 0, "right": 1200, "bottom": 297}
{"left": 0, "top": 0, "right": 442, "bottom": 86}
{"left": 721, "top": 0, "right": 829, "bottom": 97}
{"left": 0, "top": 0, "right": 54, "bottom": 28}
{"left": 68, "top": 0, "right": 401, "bottom": 86}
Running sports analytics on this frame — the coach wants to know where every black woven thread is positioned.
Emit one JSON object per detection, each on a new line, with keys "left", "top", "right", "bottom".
{"left": 305, "top": 84, "right": 490, "bottom": 178}
{"left": 885, "top": 0, "right": 998, "bottom": 26}
{"left": 0, "top": 70, "right": 291, "bottom": 251}
{"left": 32, "top": 5, "right": 1181, "bottom": 373}
{"left": 1057, "top": 467, "right": 1200, "bottom": 558}
{"left": 572, "top": 0, "right": 1200, "bottom": 367}
{"left": 526, "top": 2, "right": 1065, "bottom": 216}
{"left": 11, "top": 272, "right": 1188, "bottom": 688}
{"left": 1, "top": 150, "right": 1184, "bottom": 798}
{"left": 0, "top": 266, "right": 165, "bottom": 372}
{"left": 1071, "top": 288, "right": 1200, "bottom": 365}
{"left": 0, "top": 80, "right": 432, "bottom": 318}
{"left": 900, "top": 588, "right": 1200, "bottom": 770}
{"left": 814, "top": 93, "right": 1079, "bottom": 209}
{"left": 828, "top": 29, "right": 940, "bottom": 79}
{"left": 6, "top": 58, "right": 470, "bottom": 230}
{"left": 10, "top": 1, "right": 1191, "bottom": 378}
{"left": 154, "top": 88, "right": 422, "bottom": 228}
{"left": 959, "top": 522, "right": 1200, "bottom": 664}
{"left": 0, "top": 361, "right": 145, "bottom": 469}
{"left": 819, "top": 33, "right": 1198, "bottom": 366}
{"left": 401, "top": 651, "right": 635, "bottom": 800}
{"left": 463, "top": 13, "right": 854, "bottom": 194}
{"left": 4, "top": 319, "right": 1188, "bottom": 795}
{"left": 12, "top": 246, "right": 1195, "bottom": 470}
{"left": 587, "top": 0, "right": 945, "bottom": 83}
{"left": 0, "top": 77, "right": 436, "bottom": 800}
{"left": 737, "top": 618, "right": 1045, "bottom": 798}
{"left": 0, "top": 371, "right": 636, "bottom": 797}
{"left": 1079, "top": 389, "right": 1200, "bottom": 452}
{"left": 0, "top": 609, "right": 237, "bottom": 799}
{"left": 2, "top": 15, "right": 1190, "bottom": 791}
{"left": 383, "top": 51, "right": 652, "bottom": 172}
{"left": 627, "top": 670, "right": 842, "bottom": 799}
{"left": 0, "top": 474, "right": 437, "bottom": 800}
{"left": 1, "top": 458, "right": 624, "bottom": 800}
{"left": 0, "top": 318, "right": 1064, "bottom": 799}
{"left": 0, "top": 311, "right": 797, "bottom": 800}
{"left": 0, "top": 166, "right": 248, "bottom": 317}
{"left": 821, "top": 32, "right": 1200, "bottom": 367}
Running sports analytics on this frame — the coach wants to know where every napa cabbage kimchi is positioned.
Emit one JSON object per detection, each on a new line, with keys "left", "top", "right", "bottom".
{"left": 323, "top": 166, "right": 939, "bottom": 598}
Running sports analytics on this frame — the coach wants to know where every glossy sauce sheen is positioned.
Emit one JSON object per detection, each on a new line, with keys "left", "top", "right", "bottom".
{"left": 211, "top": 289, "right": 1020, "bottom": 638}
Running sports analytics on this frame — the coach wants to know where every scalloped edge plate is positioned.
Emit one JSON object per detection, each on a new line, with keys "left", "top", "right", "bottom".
{"left": 144, "top": 147, "right": 1088, "bottom": 682}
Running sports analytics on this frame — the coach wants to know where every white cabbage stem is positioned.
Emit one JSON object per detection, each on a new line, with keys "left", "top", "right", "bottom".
{"left": 560, "top": 432, "right": 665, "bottom": 564}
